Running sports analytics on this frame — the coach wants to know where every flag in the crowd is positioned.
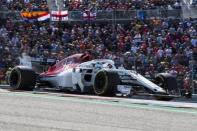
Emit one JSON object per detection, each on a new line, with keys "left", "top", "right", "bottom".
{"left": 51, "top": 11, "right": 68, "bottom": 21}
{"left": 83, "top": 10, "right": 96, "bottom": 20}
{"left": 21, "top": 11, "right": 50, "bottom": 21}
{"left": 37, "top": 13, "right": 50, "bottom": 21}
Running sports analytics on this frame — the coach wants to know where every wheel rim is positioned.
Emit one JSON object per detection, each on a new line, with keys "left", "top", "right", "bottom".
{"left": 94, "top": 72, "right": 106, "bottom": 94}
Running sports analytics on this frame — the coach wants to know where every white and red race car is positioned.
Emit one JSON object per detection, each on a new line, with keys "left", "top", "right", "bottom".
{"left": 8, "top": 53, "right": 178, "bottom": 100}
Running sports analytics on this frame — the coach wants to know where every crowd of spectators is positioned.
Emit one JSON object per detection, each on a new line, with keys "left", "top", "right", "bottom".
{"left": 64, "top": 0, "right": 182, "bottom": 11}
{"left": 0, "top": 0, "right": 49, "bottom": 11}
{"left": 0, "top": 0, "right": 181, "bottom": 12}
{"left": 0, "top": 18, "right": 196, "bottom": 83}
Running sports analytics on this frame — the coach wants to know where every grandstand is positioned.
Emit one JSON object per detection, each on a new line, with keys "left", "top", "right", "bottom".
{"left": 0, "top": 0, "right": 196, "bottom": 93}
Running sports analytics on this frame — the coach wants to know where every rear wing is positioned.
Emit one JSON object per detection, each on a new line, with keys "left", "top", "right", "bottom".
{"left": 31, "top": 58, "right": 56, "bottom": 66}
{"left": 30, "top": 58, "right": 57, "bottom": 73}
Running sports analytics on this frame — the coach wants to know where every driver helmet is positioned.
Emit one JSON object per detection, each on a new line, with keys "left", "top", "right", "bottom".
{"left": 103, "top": 63, "right": 113, "bottom": 69}
{"left": 95, "top": 62, "right": 102, "bottom": 68}
{"left": 107, "top": 64, "right": 113, "bottom": 68}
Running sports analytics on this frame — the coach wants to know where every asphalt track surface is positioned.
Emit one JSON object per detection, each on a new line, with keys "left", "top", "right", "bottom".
{"left": 0, "top": 87, "right": 197, "bottom": 131}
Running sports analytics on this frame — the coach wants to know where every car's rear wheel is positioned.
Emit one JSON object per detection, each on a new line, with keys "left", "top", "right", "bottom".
{"left": 93, "top": 70, "right": 120, "bottom": 96}
{"left": 9, "top": 66, "right": 37, "bottom": 90}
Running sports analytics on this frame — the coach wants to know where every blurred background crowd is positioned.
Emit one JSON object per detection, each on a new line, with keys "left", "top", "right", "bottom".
{"left": 0, "top": 0, "right": 196, "bottom": 93}
{"left": 63, "top": 0, "right": 182, "bottom": 11}
{"left": 0, "top": 18, "right": 196, "bottom": 82}
{"left": 0, "top": 0, "right": 48, "bottom": 11}
{"left": 0, "top": 0, "right": 183, "bottom": 12}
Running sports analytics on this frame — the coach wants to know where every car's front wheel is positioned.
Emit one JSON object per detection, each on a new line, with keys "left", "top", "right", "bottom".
{"left": 154, "top": 73, "right": 178, "bottom": 100}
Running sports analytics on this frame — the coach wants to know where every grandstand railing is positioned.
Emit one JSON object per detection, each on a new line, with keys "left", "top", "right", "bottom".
{"left": 68, "top": 9, "right": 183, "bottom": 21}
{"left": 0, "top": 9, "right": 183, "bottom": 22}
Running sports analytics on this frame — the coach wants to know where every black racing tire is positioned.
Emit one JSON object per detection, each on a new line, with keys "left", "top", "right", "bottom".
{"left": 154, "top": 73, "right": 178, "bottom": 101}
{"left": 155, "top": 73, "right": 178, "bottom": 92}
{"left": 9, "top": 66, "right": 37, "bottom": 90}
{"left": 93, "top": 70, "right": 120, "bottom": 96}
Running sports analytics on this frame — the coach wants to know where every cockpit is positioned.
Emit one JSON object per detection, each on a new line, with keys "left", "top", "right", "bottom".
{"left": 46, "top": 53, "right": 92, "bottom": 74}
{"left": 79, "top": 59, "right": 116, "bottom": 70}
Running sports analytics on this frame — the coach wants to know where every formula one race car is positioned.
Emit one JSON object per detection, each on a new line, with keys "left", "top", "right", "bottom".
{"left": 8, "top": 53, "right": 178, "bottom": 100}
